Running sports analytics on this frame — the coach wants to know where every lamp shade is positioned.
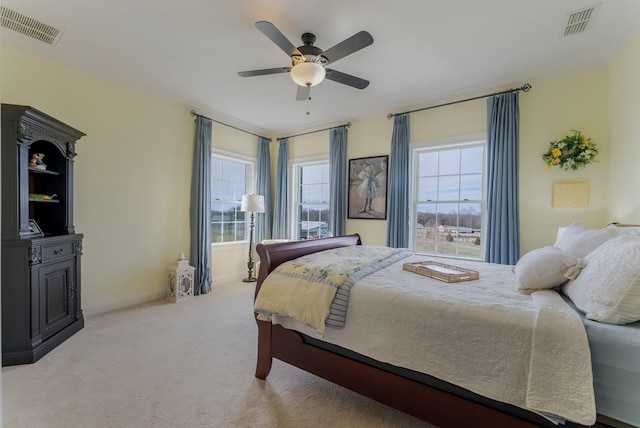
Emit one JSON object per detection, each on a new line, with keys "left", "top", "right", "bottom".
{"left": 290, "top": 62, "right": 326, "bottom": 87}
{"left": 241, "top": 194, "right": 265, "bottom": 213}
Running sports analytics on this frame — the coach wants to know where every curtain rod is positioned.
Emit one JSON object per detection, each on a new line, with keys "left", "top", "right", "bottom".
{"left": 277, "top": 122, "right": 351, "bottom": 141}
{"left": 386, "top": 83, "right": 532, "bottom": 119}
{"left": 190, "top": 110, "right": 272, "bottom": 141}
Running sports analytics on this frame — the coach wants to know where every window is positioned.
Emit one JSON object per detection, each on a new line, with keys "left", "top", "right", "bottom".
{"left": 292, "top": 159, "right": 330, "bottom": 240}
{"left": 412, "top": 140, "right": 485, "bottom": 259}
{"left": 211, "top": 152, "right": 254, "bottom": 244}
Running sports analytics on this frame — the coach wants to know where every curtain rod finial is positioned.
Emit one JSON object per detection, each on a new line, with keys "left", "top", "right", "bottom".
{"left": 522, "top": 83, "right": 532, "bottom": 92}
{"left": 387, "top": 113, "right": 394, "bottom": 120}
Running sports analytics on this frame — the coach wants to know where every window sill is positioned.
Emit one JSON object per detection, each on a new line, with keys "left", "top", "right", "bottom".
{"left": 413, "top": 252, "right": 483, "bottom": 263}
{"left": 211, "top": 241, "right": 248, "bottom": 252}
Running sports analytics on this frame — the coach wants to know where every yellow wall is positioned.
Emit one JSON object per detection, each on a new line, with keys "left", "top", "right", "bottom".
{"left": 285, "top": 75, "right": 611, "bottom": 253}
{"left": 343, "top": 100, "right": 487, "bottom": 246}
{"left": 345, "top": 117, "right": 394, "bottom": 245}
{"left": 2, "top": 26, "right": 637, "bottom": 313}
{"left": 0, "top": 46, "right": 254, "bottom": 313}
{"left": 519, "top": 70, "right": 610, "bottom": 252}
{"left": 282, "top": 100, "right": 487, "bottom": 247}
{"left": 283, "top": 117, "right": 398, "bottom": 246}
{"left": 609, "top": 29, "right": 640, "bottom": 223}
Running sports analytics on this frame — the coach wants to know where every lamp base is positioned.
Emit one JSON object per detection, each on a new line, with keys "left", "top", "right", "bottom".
{"left": 242, "top": 277, "right": 257, "bottom": 283}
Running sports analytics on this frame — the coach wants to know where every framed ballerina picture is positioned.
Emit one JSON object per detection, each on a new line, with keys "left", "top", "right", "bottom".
{"left": 348, "top": 155, "right": 388, "bottom": 220}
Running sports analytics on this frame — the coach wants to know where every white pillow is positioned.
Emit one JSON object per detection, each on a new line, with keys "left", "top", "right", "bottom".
{"left": 515, "top": 247, "right": 584, "bottom": 294}
{"left": 562, "top": 234, "right": 640, "bottom": 324}
{"left": 554, "top": 223, "right": 617, "bottom": 258}
{"left": 555, "top": 222, "right": 588, "bottom": 244}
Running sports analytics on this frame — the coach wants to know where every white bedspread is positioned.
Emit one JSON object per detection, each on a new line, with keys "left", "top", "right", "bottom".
{"left": 271, "top": 255, "right": 596, "bottom": 425}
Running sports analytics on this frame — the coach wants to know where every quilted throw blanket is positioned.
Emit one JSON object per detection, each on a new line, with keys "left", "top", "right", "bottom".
{"left": 254, "top": 245, "right": 412, "bottom": 332}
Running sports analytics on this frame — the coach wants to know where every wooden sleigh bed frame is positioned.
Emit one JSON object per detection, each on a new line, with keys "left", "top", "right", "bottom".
{"left": 253, "top": 235, "right": 610, "bottom": 428}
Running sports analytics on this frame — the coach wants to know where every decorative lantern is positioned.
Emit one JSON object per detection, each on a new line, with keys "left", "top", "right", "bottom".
{"left": 167, "top": 250, "right": 195, "bottom": 302}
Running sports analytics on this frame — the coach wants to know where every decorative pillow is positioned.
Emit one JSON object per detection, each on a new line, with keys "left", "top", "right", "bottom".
{"left": 554, "top": 223, "right": 617, "bottom": 258}
{"left": 515, "top": 246, "right": 584, "bottom": 294}
{"left": 555, "top": 222, "right": 588, "bottom": 244}
{"left": 562, "top": 234, "right": 640, "bottom": 324}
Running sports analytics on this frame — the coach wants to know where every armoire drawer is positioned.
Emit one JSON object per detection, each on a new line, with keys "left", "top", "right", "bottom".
{"left": 41, "top": 242, "right": 75, "bottom": 262}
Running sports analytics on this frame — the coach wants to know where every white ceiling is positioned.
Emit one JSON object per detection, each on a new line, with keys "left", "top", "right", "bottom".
{"left": 2, "top": 1, "right": 640, "bottom": 137}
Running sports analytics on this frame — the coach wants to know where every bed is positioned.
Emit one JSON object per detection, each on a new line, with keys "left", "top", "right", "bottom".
{"left": 253, "top": 234, "right": 640, "bottom": 428}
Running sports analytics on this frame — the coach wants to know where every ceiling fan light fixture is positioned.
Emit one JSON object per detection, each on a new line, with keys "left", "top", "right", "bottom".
{"left": 290, "top": 62, "right": 325, "bottom": 87}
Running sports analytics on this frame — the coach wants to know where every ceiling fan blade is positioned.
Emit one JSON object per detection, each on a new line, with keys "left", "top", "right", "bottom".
{"left": 325, "top": 69, "right": 369, "bottom": 89}
{"left": 296, "top": 85, "right": 310, "bottom": 101}
{"left": 238, "top": 67, "right": 291, "bottom": 77}
{"left": 322, "top": 31, "right": 373, "bottom": 64}
{"left": 255, "top": 21, "right": 302, "bottom": 57}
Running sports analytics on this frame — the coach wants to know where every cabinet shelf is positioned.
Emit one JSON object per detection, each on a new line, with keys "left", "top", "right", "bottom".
{"left": 28, "top": 167, "right": 60, "bottom": 176}
{"left": 29, "top": 198, "right": 61, "bottom": 203}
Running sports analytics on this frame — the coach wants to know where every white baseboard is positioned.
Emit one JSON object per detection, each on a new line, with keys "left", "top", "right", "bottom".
{"left": 213, "top": 272, "right": 246, "bottom": 285}
{"left": 83, "top": 273, "right": 246, "bottom": 316}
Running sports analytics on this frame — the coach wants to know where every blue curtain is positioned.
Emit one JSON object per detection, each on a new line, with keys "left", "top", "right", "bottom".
{"left": 386, "top": 114, "right": 410, "bottom": 248}
{"left": 329, "top": 126, "right": 348, "bottom": 236}
{"left": 255, "top": 137, "right": 272, "bottom": 245}
{"left": 272, "top": 139, "right": 289, "bottom": 238}
{"left": 190, "top": 116, "right": 212, "bottom": 295}
{"left": 485, "top": 92, "right": 520, "bottom": 265}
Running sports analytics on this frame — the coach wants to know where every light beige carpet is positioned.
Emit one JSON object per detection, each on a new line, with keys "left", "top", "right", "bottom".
{"left": 2, "top": 281, "right": 434, "bottom": 428}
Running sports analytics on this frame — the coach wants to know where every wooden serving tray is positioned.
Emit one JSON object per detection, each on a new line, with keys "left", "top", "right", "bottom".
{"left": 403, "top": 261, "right": 479, "bottom": 283}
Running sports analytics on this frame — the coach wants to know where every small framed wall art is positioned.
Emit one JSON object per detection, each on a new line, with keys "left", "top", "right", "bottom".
{"left": 552, "top": 182, "right": 589, "bottom": 209}
{"left": 348, "top": 155, "right": 388, "bottom": 220}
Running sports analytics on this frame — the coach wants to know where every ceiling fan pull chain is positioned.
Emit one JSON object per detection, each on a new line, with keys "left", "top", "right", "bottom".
{"left": 306, "top": 84, "right": 312, "bottom": 115}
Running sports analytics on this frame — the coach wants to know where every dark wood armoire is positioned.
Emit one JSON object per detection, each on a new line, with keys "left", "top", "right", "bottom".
{"left": 1, "top": 104, "right": 85, "bottom": 366}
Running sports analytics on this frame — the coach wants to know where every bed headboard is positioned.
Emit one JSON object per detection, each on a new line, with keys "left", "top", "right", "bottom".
{"left": 254, "top": 234, "right": 362, "bottom": 299}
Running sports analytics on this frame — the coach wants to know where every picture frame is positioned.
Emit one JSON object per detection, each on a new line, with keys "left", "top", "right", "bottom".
{"left": 27, "top": 219, "right": 44, "bottom": 236}
{"left": 348, "top": 155, "right": 388, "bottom": 220}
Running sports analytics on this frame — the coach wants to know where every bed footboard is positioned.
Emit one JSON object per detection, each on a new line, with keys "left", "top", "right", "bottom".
{"left": 254, "top": 234, "right": 362, "bottom": 299}
{"left": 253, "top": 234, "right": 362, "bottom": 379}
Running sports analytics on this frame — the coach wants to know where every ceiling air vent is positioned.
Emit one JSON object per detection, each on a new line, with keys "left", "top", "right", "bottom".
{"left": 563, "top": 3, "right": 601, "bottom": 37}
{"left": 1, "top": 6, "right": 63, "bottom": 45}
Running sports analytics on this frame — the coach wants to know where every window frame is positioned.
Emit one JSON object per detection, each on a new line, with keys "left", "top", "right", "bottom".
{"left": 211, "top": 149, "right": 256, "bottom": 246}
{"left": 409, "top": 133, "right": 487, "bottom": 259}
{"left": 289, "top": 155, "right": 331, "bottom": 240}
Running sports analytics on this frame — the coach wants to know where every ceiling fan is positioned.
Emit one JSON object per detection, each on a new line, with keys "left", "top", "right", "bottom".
{"left": 238, "top": 21, "right": 374, "bottom": 101}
